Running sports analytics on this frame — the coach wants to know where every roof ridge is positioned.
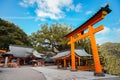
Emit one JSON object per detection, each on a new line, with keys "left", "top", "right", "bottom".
{"left": 10, "top": 44, "right": 33, "bottom": 48}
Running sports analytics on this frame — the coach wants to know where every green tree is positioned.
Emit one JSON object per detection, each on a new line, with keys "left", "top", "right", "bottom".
{"left": 29, "top": 23, "right": 73, "bottom": 52}
{"left": 0, "top": 18, "right": 31, "bottom": 50}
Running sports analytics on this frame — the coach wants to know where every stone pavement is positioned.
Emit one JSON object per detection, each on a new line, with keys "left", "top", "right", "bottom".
{"left": 33, "top": 66, "right": 120, "bottom": 80}
{"left": 0, "top": 67, "right": 46, "bottom": 80}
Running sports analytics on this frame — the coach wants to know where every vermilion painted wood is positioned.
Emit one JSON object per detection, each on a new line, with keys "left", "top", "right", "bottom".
{"left": 65, "top": 4, "right": 111, "bottom": 74}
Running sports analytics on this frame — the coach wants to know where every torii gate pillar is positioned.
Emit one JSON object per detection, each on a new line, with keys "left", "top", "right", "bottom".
{"left": 65, "top": 4, "right": 111, "bottom": 76}
{"left": 88, "top": 25, "right": 103, "bottom": 75}
{"left": 70, "top": 36, "right": 76, "bottom": 71}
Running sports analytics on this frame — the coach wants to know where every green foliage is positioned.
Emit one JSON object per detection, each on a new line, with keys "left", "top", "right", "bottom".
{"left": 29, "top": 23, "right": 73, "bottom": 52}
{"left": 0, "top": 18, "right": 31, "bottom": 50}
{"left": 99, "top": 42, "right": 120, "bottom": 75}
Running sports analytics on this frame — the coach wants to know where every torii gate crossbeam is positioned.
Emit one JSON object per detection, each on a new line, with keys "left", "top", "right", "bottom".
{"left": 65, "top": 4, "right": 111, "bottom": 76}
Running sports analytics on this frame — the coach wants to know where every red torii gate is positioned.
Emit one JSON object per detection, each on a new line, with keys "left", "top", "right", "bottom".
{"left": 65, "top": 4, "right": 111, "bottom": 76}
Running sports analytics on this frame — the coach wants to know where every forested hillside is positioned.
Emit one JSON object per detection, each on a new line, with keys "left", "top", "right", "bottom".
{"left": 0, "top": 18, "right": 31, "bottom": 50}
{"left": 99, "top": 42, "right": 120, "bottom": 75}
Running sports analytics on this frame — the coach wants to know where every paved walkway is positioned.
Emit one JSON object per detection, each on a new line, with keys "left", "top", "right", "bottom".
{"left": 0, "top": 67, "right": 46, "bottom": 80}
{"left": 33, "top": 66, "right": 120, "bottom": 80}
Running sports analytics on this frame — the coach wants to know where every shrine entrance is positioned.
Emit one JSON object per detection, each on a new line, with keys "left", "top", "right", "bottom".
{"left": 65, "top": 4, "right": 111, "bottom": 76}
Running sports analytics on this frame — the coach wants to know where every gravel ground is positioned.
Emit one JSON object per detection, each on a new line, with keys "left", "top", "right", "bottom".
{"left": 94, "top": 77, "right": 120, "bottom": 80}
{"left": 0, "top": 66, "right": 119, "bottom": 80}
{"left": 0, "top": 67, "right": 46, "bottom": 80}
{"left": 33, "top": 66, "right": 120, "bottom": 80}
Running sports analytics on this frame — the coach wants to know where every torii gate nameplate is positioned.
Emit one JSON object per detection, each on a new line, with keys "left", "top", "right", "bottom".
{"left": 65, "top": 4, "right": 111, "bottom": 76}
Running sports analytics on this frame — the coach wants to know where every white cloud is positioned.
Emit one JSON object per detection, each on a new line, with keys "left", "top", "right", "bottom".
{"left": 96, "top": 37, "right": 110, "bottom": 45}
{"left": 66, "top": 3, "right": 82, "bottom": 12}
{"left": 113, "top": 28, "right": 120, "bottom": 42}
{"left": 19, "top": 0, "right": 36, "bottom": 7}
{"left": 95, "top": 26, "right": 111, "bottom": 44}
{"left": 96, "top": 27, "right": 120, "bottom": 44}
{"left": 116, "top": 28, "right": 120, "bottom": 33}
{"left": 75, "top": 3, "right": 82, "bottom": 12}
{"left": 116, "top": 19, "right": 120, "bottom": 24}
{"left": 19, "top": 2, "right": 27, "bottom": 7}
{"left": 24, "top": 12, "right": 30, "bottom": 15}
{"left": 97, "top": 26, "right": 110, "bottom": 35}
{"left": 19, "top": 0, "right": 82, "bottom": 20}
{"left": 85, "top": 11, "right": 93, "bottom": 15}
{"left": 1, "top": 16, "right": 35, "bottom": 19}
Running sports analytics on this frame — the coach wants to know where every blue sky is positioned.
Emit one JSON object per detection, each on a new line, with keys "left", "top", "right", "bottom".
{"left": 0, "top": 0, "right": 120, "bottom": 44}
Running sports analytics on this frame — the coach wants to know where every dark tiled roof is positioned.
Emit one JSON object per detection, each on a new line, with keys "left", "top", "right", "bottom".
{"left": 33, "top": 51, "right": 44, "bottom": 58}
{"left": 9, "top": 45, "right": 33, "bottom": 57}
{"left": 51, "top": 49, "right": 92, "bottom": 59}
{"left": 6, "top": 45, "right": 43, "bottom": 58}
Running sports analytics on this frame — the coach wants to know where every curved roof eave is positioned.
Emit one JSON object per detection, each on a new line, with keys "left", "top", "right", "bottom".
{"left": 51, "top": 49, "right": 92, "bottom": 59}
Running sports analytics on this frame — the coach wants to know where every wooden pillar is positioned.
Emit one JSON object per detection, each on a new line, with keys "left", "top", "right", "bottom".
{"left": 70, "top": 36, "right": 76, "bottom": 71}
{"left": 78, "top": 57, "right": 80, "bottom": 66}
{"left": 16, "top": 58, "right": 18, "bottom": 63}
{"left": 57, "top": 60, "right": 60, "bottom": 68}
{"left": 86, "top": 59, "right": 88, "bottom": 66}
{"left": 63, "top": 59, "right": 67, "bottom": 69}
{"left": 17, "top": 58, "right": 20, "bottom": 67}
{"left": 8, "top": 56, "right": 10, "bottom": 63}
{"left": 57, "top": 60, "right": 58, "bottom": 68}
{"left": 4, "top": 56, "right": 8, "bottom": 67}
{"left": 23, "top": 58, "right": 26, "bottom": 64}
{"left": 88, "top": 25, "right": 104, "bottom": 76}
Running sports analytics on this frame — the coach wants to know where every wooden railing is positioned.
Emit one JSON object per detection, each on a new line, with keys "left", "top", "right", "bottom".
{"left": 77, "top": 65, "right": 94, "bottom": 71}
